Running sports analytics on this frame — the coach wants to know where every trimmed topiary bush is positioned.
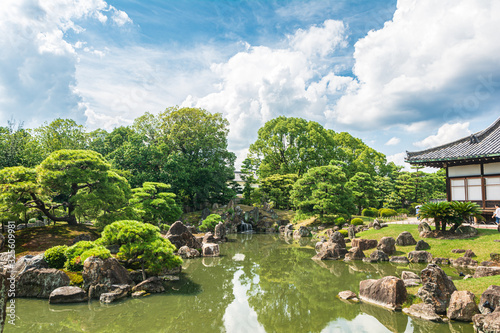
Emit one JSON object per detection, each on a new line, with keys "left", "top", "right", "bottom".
{"left": 199, "top": 214, "right": 222, "bottom": 232}
{"left": 44, "top": 245, "right": 68, "bottom": 269}
{"left": 338, "top": 229, "right": 348, "bottom": 237}
{"left": 350, "top": 218, "right": 364, "bottom": 226}
{"left": 397, "top": 208, "right": 409, "bottom": 215}
{"left": 64, "top": 241, "right": 111, "bottom": 272}
{"left": 65, "top": 241, "right": 95, "bottom": 262}
{"left": 65, "top": 256, "right": 84, "bottom": 272}
{"left": 80, "top": 245, "right": 111, "bottom": 263}
{"left": 362, "top": 207, "right": 378, "bottom": 217}
{"left": 335, "top": 217, "right": 346, "bottom": 226}
{"left": 379, "top": 208, "right": 397, "bottom": 217}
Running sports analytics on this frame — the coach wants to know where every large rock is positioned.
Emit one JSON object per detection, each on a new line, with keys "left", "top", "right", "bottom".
{"left": 338, "top": 290, "right": 358, "bottom": 301}
{"left": 178, "top": 246, "right": 201, "bottom": 259}
{"left": 313, "top": 242, "right": 346, "bottom": 260}
{"left": 474, "top": 266, "right": 500, "bottom": 278}
{"left": 408, "top": 251, "right": 433, "bottom": 263}
{"left": 401, "top": 271, "right": 420, "bottom": 281}
{"left": 293, "top": 226, "right": 311, "bottom": 238}
{"left": 377, "top": 237, "right": 396, "bottom": 255}
{"left": 82, "top": 257, "right": 133, "bottom": 299}
{"left": 396, "top": 231, "right": 417, "bottom": 246}
{"left": 202, "top": 243, "right": 220, "bottom": 257}
{"left": 165, "top": 221, "right": 202, "bottom": 250}
{"left": 389, "top": 256, "right": 409, "bottom": 264}
{"left": 49, "top": 286, "right": 86, "bottom": 304}
{"left": 403, "top": 303, "right": 443, "bottom": 322}
{"left": 447, "top": 290, "right": 479, "bottom": 321}
{"left": 16, "top": 268, "right": 70, "bottom": 298}
{"left": 415, "top": 240, "right": 430, "bottom": 251}
{"left": 473, "top": 309, "right": 500, "bottom": 333}
{"left": 359, "top": 276, "right": 407, "bottom": 310}
{"left": 328, "top": 231, "right": 346, "bottom": 248}
{"left": 351, "top": 238, "right": 377, "bottom": 251}
{"left": 432, "top": 257, "right": 451, "bottom": 265}
{"left": 451, "top": 256, "right": 478, "bottom": 268}
{"left": 132, "top": 277, "right": 165, "bottom": 294}
{"left": 348, "top": 225, "right": 356, "bottom": 239}
{"left": 455, "top": 225, "right": 478, "bottom": 236}
{"left": 214, "top": 222, "right": 226, "bottom": 240}
{"left": 417, "top": 264, "right": 457, "bottom": 314}
{"left": 418, "top": 222, "right": 432, "bottom": 234}
{"left": 479, "top": 285, "right": 500, "bottom": 314}
{"left": 14, "top": 254, "right": 48, "bottom": 277}
{"left": 202, "top": 232, "right": 216, "bottom": 244}
{"left": 99, "top": 284, "right": 132, "bottom": 304}
{"left": 344, "top": 247, "right": 365, "bottom": 261}
{"left": 464, "top": 249, "right": 476, "bottom": 258}
{"left": 363, "top": 250, "right": 389, "bottom": 263}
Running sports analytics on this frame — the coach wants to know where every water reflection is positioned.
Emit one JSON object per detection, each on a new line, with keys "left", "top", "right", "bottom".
{"left": 7, "top": 234, "right": 475, "bottom": 333}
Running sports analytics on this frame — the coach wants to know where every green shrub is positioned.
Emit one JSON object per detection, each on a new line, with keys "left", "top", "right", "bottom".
{"left": 199, "top": 214, "right": 222, "bottom": 232}
{"left": 338, "top": 229, "right": 348, "bottom": 237}
{"left": 65, "top": 241, "right": 95, "bottom": 262}
{"left": 397, "top": 208, "right": 410, "bottom": 215}
{"left": 335, "top": 217, "right": 346, "bottom": 226}
{"left": 159, "top": 223, "right": 170, "bottom": 233}
{"left": 65, "top": 256, "right": 83, "bottom": 272}
{"left": 379, "top": 208, "right": 397, "bottom": 217}
{"left": 350, "top": 218, "right": 364, "bottom": 226}
{"left": 80, "top": 245, "right": 111, "bottom": 263}
{"left": 44, "top": 245, "right": 68, "bottom": 269}
{"left": 28, "top": 217, "right": 37, "bottom": 224}
{"left": 100, "top": 220, "right": 182, "bottom": 275}
{"left": 362, "top": 208, "right": 378, "bottom": 217}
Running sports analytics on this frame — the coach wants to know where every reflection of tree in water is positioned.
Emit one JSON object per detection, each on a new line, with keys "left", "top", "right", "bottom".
{"left": 244, "top": 237, "right": 364, "bottom": 333}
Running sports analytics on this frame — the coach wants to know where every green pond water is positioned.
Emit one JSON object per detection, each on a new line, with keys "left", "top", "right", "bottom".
{"left": 6, "top": 233, "right": 474, "bottom": 333}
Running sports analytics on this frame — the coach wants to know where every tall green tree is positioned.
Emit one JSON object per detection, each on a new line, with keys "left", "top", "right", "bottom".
{"left": 33, "top": 119, "right": 89, "bottom": 157}
{"left": 346, "top": 172, "right": 377, "bottom": 215}
{"left": 248, "top": 117, "right": 338, "bottom": 179}
{"left": 0, "top": 120, "right": 42, "bottom": 168}
{"left": 291, "top": 165, "right": 355, "bottom": 219}
{"left": 130, "top": 182, "right": 182, "bottom": 225}
{"left": 0, "top": 150, "right": 130, "bottom": 225}
{"left": 260, "top": 174, "right": 298, "bottom": 209}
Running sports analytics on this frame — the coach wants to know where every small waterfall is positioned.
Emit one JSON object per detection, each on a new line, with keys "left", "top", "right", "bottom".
{"left": 240, "top": 222, "right": 253, "bottom": 233}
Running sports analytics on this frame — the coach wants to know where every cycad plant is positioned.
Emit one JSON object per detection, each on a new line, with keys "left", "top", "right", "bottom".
{"left": 449, "top": 201, "right": 482, "bottom": 231}
{"left": 419, "top": 201, "right": 482, "bottom": 232}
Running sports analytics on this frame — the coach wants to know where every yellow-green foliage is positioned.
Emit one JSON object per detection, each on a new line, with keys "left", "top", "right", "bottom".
{"left": 350, "top": 218, "right": 364, "bottom": 226}
{"left": 199, "top": 214, "right": 222, "bottom": 232}
{"left": 43, "top": 245, "right": 68, "bottom": 269}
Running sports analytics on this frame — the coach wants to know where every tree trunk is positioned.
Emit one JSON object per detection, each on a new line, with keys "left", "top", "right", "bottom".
{"left": 141, "top": 262, "right": 146, "bottom": 281}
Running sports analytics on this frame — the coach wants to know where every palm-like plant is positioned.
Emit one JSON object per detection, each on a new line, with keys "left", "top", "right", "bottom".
{"left": 449, "top": 201, "right": 482, "bottom": 231}
{"left": 418, "top": 201, "right": 453, "bottom": 231}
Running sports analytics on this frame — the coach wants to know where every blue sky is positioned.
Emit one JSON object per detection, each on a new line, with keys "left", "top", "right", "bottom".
{"left": 1, "top": 0, "right": 500, "bottom": 169}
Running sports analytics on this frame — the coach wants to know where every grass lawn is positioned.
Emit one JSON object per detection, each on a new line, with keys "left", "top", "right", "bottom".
{"left": 4, "top": 223, "right": 100, "bottom": 258}
{"left": 356, "top": 224, "right": 499, "bottom": 263}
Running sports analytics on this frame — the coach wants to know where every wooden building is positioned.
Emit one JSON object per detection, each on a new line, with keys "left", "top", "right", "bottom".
{"left": 406, "top": 117, "right": 500, "bottom": 214}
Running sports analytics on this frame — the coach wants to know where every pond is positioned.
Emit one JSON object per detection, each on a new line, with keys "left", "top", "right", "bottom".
{"left": 6, "top": 234, "right": 474, "bottom": 333}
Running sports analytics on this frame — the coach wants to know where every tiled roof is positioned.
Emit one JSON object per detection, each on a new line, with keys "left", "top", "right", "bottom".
{"left": 406, "top": 117, "right": 500, "bottom": 166}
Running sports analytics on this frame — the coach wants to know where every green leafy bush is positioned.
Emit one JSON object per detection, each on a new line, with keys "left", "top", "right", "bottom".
{"left": 397, "top": 208, "right": 410, "bottom": 215}
{"left": 379, "top": 208, "right": 397, "bottom": 217}
{"left": 199, "top": 214, "right": 222, "bottom": 232}
{"left": 350, "top": 218, "right": 364, "bottom": 226}
{"left": 362, "top": 208, "right": 378, "bottom": 217}
{"left": 100, "top": 220, "right": 182, "bottom": 275}
{"left": 65, "top": 256, "right": 83, "bottom": 272}
{"left": 335, "top": 217, "right": 346, "bottom": 226}
{"left": 80, "top": 245, "right": 111, "bottom": 263}
{"left": 338, "top": 229, "right": 348, "bottom": 237}
{"left": 44, "top": 245, "right": 68, "bottom": 269}
{"left": 65, "top": 241, "right": 95, "bottom": 262}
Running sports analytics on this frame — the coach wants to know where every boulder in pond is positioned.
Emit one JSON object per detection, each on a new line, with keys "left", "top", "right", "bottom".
{"left": 415, "top": 240, "right": 430, "bottom": 251}
{"left": 389, "top": 256, "right": 409, "bottom": 264}
{"left": 351, "top": 238, "right": 377, "bottom": 251}
{"left": 473, "top": 309, "right": 500, "bottom": 333}
{"left": 328, "top": 231, "right": 346, "bottom": 248}
{"left": 132, "top": 277, "right": 165, "bottom": 294}
{"left": 293, "top": 226, "right": 311, "bottom": 238}
{"left": 338, "top": 290, "right": 358, "bottom": 302}
{"left": 401, "top": 271, "right": 420, "bottom": 281}
{"left": 408, "top": 251, "right": 433, "bottom": 263}
{"left": 178, "top": 246, "right": 201, "bottom": 259}
{"left": 49, "top": 286, "right": 86, "bottom": 304}
{"left": 417, "top": 264, "right": 457, "bottom": 314}
{"left": 396, "top": 231, "right": 417, "bottom": 246}
{"left": 474, "top": 266, "right": 500, "bottom": 278}
{"left": 165, "top": 221, "right": 202, "bottom": 250}
{"left": 82, "top": 257, "right": 133, "bottom": 299}
{"left": 214, "top": 222, "right": 226, "bottom": 240}
{"left": 364, "top": 250, "right": 389, "bottom": 263}
{"left": 479, "top": 285, "right": 500, "bottom": 314}
{"left": 447, "top": 290, "right": 479, "bottom": 322}
{"left": 14, "top": 254, "right": 48, "bottom": 277}
{"left": 16, "top": 268, "right": 70, "bottom": 298}
{"left": 99, "top": 284, "right": 132, "bottom": 304}
{"left": 359, "top": 276, "right": 407, "bottom": 310}
{"left": 377, "top": 237, "right": 396, "bottom": 255}
{"left": 451, "top": 256, "right": 478, "bottom": 269}
{"left": 432, "top": 257, "right": 450, "bottom": 265}
{"left": 313, "top": 242, "right": 346, "bottom": 260}
{"left": 344, "top": 247, "right": 365, "bottom": 261}
{"left": 202, "top": 243, "right": 220, "bottom": 257}
{"left": 403, "top": 303, "right": 443, "bottom": 322}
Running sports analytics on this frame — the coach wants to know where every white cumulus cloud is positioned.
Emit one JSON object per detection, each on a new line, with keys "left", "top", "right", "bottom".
{"left": 333, "top": 0, "right": 500, "bottom": 129}
{"left": 414, "top": 122, "right": 471, "bottom": 149}
{"left": 385, "top": 137, "right": 400, "bottom": 146}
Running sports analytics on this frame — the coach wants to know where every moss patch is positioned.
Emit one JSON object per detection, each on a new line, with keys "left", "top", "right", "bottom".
{"left": 64, "top": 270, "right": 84, "bottom": 287}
